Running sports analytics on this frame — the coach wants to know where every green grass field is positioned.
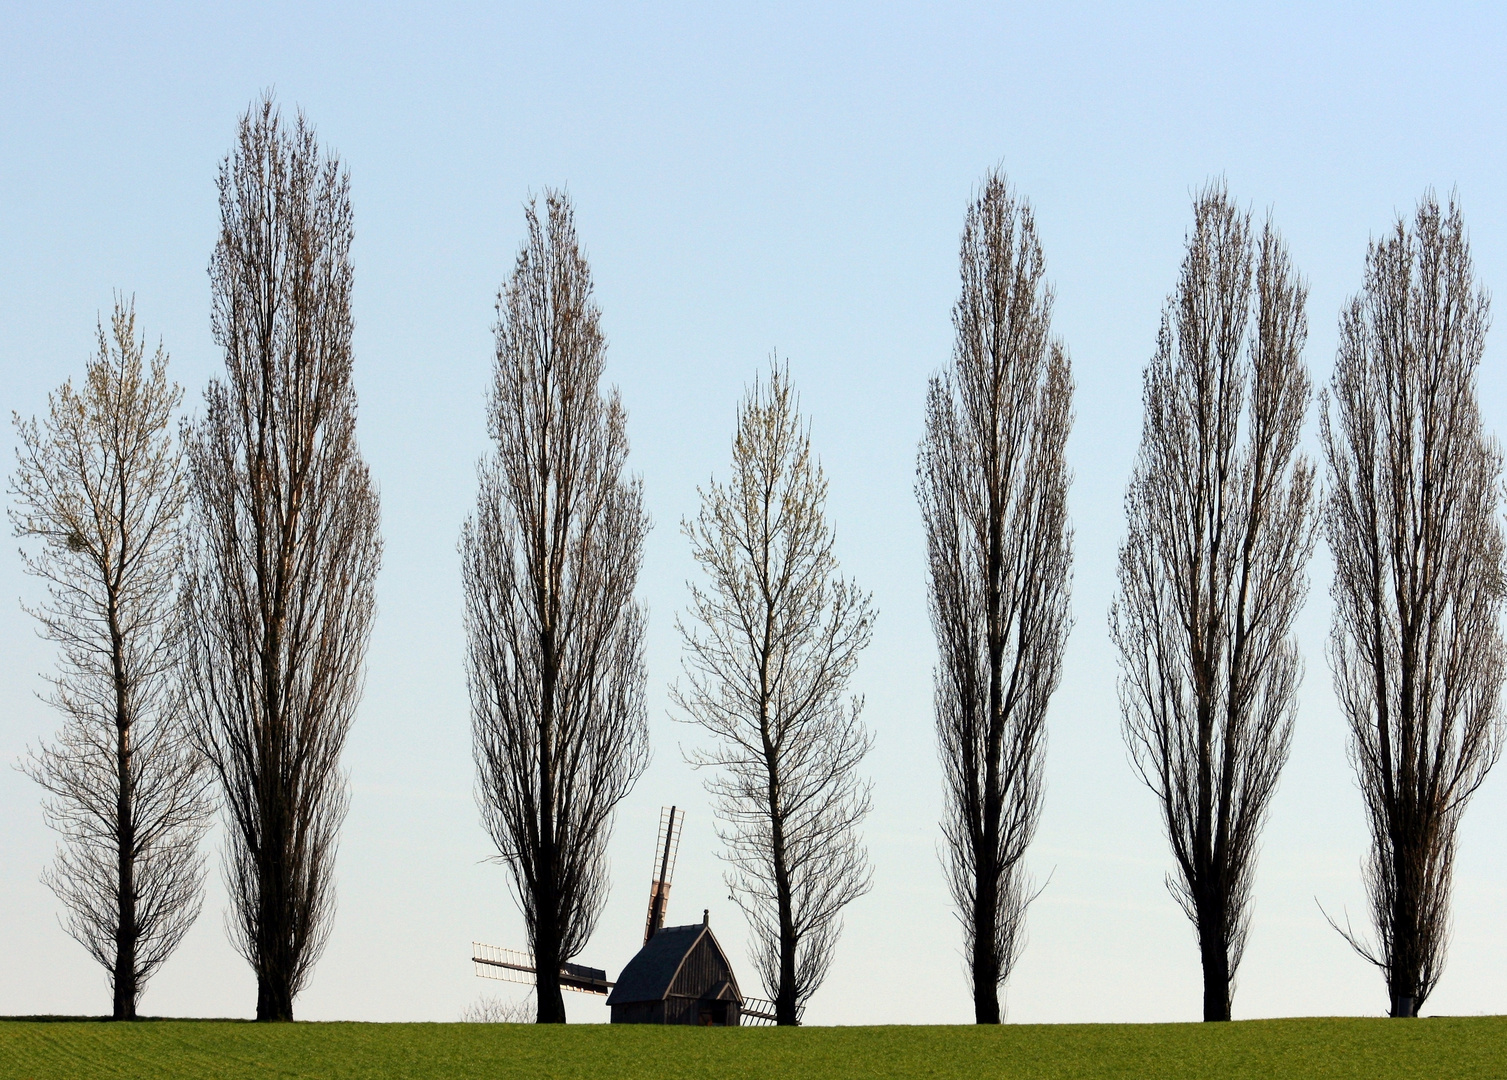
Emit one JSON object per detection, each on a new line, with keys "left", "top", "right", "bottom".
{"left": 1, "top": 1016, "right": 1502, "bottom": 1080}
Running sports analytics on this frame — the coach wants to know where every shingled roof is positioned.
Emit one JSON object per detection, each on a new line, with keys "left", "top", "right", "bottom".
{"left": 605, "top": 922, "right": 742, "bottom": 1006}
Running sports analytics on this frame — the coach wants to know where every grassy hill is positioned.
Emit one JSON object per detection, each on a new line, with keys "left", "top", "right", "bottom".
{"left": 2, "top": 1015, "right": 1502, "bottom": 1079}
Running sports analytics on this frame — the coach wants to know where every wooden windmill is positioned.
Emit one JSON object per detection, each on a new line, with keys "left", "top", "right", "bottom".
{"left": 473, "top": 805, "right": 794, "bottom": 1025}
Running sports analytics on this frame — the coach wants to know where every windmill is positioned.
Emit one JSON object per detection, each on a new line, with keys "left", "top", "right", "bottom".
{"left": 473, "top": 805, "right": 795, "bottom": 1024}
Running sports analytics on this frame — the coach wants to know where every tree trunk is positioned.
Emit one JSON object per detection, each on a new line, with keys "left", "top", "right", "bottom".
{"left": 972, "top": 774, "right": 1002, "bottom": 1025}
{"left": 1197, "top": 895, "right": 1230, "bottom": 1022}
{"left": 773, "top": 817, "right": 799, "bottom": 1026}
{"left": 110, "top": 605, "right": 138, "bottom": 1022}
{"left": 255, "top": 779, "right": 295, "bottom": 1022}
{"left": 1388, "top": 835, "right": 1417, "bottom": 1017}
{"left": 256, "top": 837, "right": 295, "bottom": 1024}
{"left": 255, "top": 972, "right": 294, "bottom": 1022}
{"left": 256, "top": 969, "right": 294, "bottom": 1022}
{"left": 113, "top": 720, "right": 137, "bottom": 1021}
{"left": 533, "top": 622, "right": 568, "bottom": 1026}
{"left": 533, "top": 912, "right": 567, "bottom": 1024}
{"left": 971, "top": 855, "right": 1001, "bottom": 1024}
{"left": 775, "top": 919, "right": 798, "bottom": 1025}
{"left": 975, "top": 410, "right": 1005, "bottom": 1028}
{"left": 255, "top": 862, "right": 293, "bottom": 1021}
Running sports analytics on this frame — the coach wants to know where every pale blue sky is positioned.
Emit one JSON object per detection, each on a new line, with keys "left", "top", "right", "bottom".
{"left": 3, "top": 1, "right": 1506, "bottom": 1024}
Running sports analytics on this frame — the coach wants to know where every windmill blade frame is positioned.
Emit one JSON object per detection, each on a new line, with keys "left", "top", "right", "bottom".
{"left": 472, "top": 942, "right": 614, "bottom": 996}
{"left": 644, "top": 805, "right": 684, "bottom": 943}
{"left": 739, "top": 997, "right": 804, "bottom": 1026}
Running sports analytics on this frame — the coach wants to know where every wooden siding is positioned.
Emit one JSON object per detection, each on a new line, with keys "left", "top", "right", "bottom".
{"left": 670, "top": 937, "right": 731, "bottom": 1000}
{"left": 610, "top": 1001, "right": 664, "bottom": 1024}
{"left": 610, "top": 997, "right": 739, "bottom": 1026}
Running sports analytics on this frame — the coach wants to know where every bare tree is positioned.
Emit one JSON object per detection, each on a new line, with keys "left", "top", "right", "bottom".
{"left": 10, "top": 299, "right": 211, "bottom": 1020}
{"left": 918, "top": 171, "right": 1073, "bottom": 1025}
{"left": 1320, "top": 192, "right": 1505, "bottom": 1018}
{"left": 674, "top": 362, "right": 875, "bottom": 1026}
{"left": 1111, "top": 182, "right": 1317, "bottom": 1022}
{"left": 463, "top": 190, "right": 650, "bottom": 1025}
{"left": 179, "top": 96, "right": 382, "bottom": 1022}
{"left": 460, "top": 993, "right": 535, "bottom": 1023}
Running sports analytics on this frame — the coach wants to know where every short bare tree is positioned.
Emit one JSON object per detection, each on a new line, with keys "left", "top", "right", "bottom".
{"left": 463, "top": 190, "right": 650, "bottom": 1025}
{"left": 180, "top": 96, "right": 382, "bottom": 1022}
{"left": 1320, "top": 192, "right": 1506, "bottom": 1018}
{"left": 460, "top": 993, "right": 535, "bottom": 1023}
{"left": 1111, "top": 182, "right": 1317, "bottom": 1022}
{"left": 674, "top": 362, "right": 875, "bottom": 1026}
{"left": 918, "top": 171, "right": 1074, "bottom": 1024}
{"left": 10, "top": 299, "right": 211, "bottom": 1020}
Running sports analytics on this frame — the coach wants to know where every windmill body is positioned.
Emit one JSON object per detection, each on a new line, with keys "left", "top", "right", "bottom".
{"left": 606, "top": 913, "right": 743, "bottom": 1025}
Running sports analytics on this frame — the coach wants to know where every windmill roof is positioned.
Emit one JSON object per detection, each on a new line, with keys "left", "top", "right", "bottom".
{"left": 605, "top": 923, "right": 741, "bottom": 1006}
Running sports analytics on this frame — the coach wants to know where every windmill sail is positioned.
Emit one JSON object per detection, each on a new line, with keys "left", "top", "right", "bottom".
{"left": 739, "top": 997, "right": 804, "bottom": 1026}
{"left": 644, "top": 805, "right": 684, "bottom": 943}
{"left": 472, "top": 942, "right": 614, "bottom": 995}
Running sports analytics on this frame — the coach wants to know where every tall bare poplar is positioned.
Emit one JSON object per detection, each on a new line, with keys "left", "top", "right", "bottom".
{"left": 1111, "top": 182, "right": 1317, "bottom": 1022}
{"left": 180, "top": 96, "right": 382, "bottom": 1022}
{"left": 463, "top": 191, "right": 650, "bottom": 1025}
{"left": 675, "top": 362, "right": 875, "bottom": 1026}
{"left": 11, "top": 299, "right": 211, "bottom": 1020}
{"left": 918, "top": 172, "right": 1073, "bottom": 1024}
{"left": 1321, "top": 193, "right": 1505, "bottom": 1018}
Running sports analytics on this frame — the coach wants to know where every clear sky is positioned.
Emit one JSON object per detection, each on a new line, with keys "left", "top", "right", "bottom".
{"left": 3, "top": 1, "right": 1506, "bottom": 1024}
